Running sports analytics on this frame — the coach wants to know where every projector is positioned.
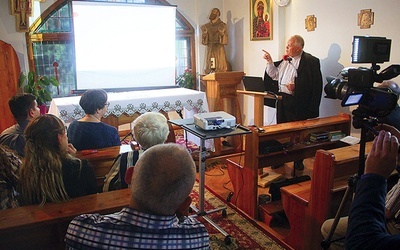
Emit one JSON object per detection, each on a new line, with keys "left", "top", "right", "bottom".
{"left": 194, "top": 111, "right": 236, "bottom": 130}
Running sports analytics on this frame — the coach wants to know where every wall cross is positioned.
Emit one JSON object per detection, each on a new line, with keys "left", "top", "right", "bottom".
{"left": 10, "top": 0, "right": 45, "bottom": 32}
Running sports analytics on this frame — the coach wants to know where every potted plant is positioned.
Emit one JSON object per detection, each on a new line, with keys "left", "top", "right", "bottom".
{"left": 176, "top": 68, "right": 196, "bottom": 89}
{"left": 18, "top": 71, "right": 59, "bottom": 114}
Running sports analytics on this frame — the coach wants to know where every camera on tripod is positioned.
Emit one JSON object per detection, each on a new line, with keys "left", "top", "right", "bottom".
{"left": 324, "top": 35, "right": 400, "bottom": 118}
{"left": 321, "top": 36, "right": 400, "bottom": 249}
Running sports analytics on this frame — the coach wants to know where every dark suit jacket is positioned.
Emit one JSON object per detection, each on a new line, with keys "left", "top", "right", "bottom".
{"left": 263, "top": 51, "right": 323, "bottom": 121}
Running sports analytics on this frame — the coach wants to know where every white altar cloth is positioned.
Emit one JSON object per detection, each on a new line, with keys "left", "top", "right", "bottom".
{"left": 48, "top": 88, "right": 209, "bottom": 123}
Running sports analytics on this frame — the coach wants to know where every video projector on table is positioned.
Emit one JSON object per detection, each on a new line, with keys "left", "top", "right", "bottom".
{"left": 194, "top": 111, "right": 236, "bottom": 130}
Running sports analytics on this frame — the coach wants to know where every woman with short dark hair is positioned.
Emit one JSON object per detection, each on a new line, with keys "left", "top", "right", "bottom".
{"left": 67, "top": 89, "right": 121, "bottom": 151}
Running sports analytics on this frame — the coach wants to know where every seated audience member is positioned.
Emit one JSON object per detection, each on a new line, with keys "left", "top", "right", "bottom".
{"left": 377, "top": 81, "right": 400, "bottom": 131}
{"left": 104, "top": 112, "right": 170, "bottom": 191}
{"left": 120, "top": 112, "right": 191, "bottom": 217}
{"left": 65, "top": 144, "right": 209, "bottom": 249}
{"left": 18, "top": 114, "right": 97, "bottom": 206}
{"left": 132, "top": 111, "right": 170, "bottom": 151}
{"left": 0, "top": 93, "right": 40, "bottom": 156}
{"left": 0, "top": 145, "right": 21, "bottom": 209}
{"left": 67, "top": 89, "right": 120, "bottom": 151}
{"left": 345, "top": 129, "right": 400, "bottom": 249}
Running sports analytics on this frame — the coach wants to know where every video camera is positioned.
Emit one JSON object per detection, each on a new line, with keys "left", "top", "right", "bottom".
{"left": 324, "top": 36, "right": 400, "bottom": 118}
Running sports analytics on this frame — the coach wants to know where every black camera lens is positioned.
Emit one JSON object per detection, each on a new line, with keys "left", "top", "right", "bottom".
{"left": 324, "top": 77, "right": 351, "bottom": 100}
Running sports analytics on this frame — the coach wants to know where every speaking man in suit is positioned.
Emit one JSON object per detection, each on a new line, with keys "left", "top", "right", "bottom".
{"left": 263, "top": 35, "right": 323, "bottom": 170}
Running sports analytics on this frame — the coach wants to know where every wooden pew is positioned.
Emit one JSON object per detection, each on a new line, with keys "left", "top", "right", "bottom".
{"left": 106, "top": 110, "right": 176, "bottom": 144}
{"left": 0, "top": 188, "right": 131, "bottom": 249}
{"left": 76, "top": 145, "right": 122, "bottom": 191}
{"left": 226, "top": 113, "right": 351, "bottom": 219}
{"left": 77, "top": 111, "right": 178, "bottom": 191}
{"left": 280, "top": 142, "right": 372, "bottom": 250}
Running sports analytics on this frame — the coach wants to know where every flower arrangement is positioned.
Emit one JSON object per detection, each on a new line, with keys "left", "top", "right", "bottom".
{"left": 176, "top": 69, "right": 196, "bottom": 89}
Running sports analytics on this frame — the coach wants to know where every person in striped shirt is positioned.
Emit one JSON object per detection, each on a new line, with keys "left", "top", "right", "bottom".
{"left": 65, "top": 143, "right": 209, "bottom": 249}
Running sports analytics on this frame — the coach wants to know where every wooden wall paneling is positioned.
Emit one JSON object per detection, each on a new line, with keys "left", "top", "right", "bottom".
{"left": 0, "top": 40, "right": 20, "bottom": 132}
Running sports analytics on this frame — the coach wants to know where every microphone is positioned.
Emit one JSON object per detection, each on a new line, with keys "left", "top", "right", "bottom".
{"left": 283, "top": 54, "right": 292, "bottom": 62}
{"left": 283, "top": 54, "right": 297, "bottom": 77}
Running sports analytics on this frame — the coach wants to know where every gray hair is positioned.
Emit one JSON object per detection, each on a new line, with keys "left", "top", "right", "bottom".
{"left": 293, "top": 35, "right": 305, "bottom": 48}
{"left": 132, "top": 112, "right": 169, "bottom": 150}
{"left": 131, "top": 144, "right": 196, "bottom": 215}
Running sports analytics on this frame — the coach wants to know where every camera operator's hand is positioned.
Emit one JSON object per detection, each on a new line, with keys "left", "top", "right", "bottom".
{"left": 375, "top": 124, "right": 400, "bottom": 163}
{"left": 376, "top": 123, "right": 400, "bottom": 139}
{"left": 365, "top": 130, "right": 399, "bottom": 179}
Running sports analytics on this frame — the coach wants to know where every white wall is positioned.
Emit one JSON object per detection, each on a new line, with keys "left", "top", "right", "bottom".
{"left": 170, "top": 0, "right": 400, "bottom": 130}
{"left": 282, "top": 0, "right": 400, "bottom": 122}
{"left": 222, "top": 0, "right": 400, "bottom": 127}
{"left": 2, "top": 0, "right": 400, "bottom": 133}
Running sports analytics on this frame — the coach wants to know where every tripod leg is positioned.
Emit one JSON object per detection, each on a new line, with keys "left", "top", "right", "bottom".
{"left": 321, "top": 179, "right": 354, "bottom": 249}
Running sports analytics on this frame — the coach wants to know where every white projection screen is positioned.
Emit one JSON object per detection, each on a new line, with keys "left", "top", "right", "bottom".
{"left": 72, "top": 1, "right": 176, "bottom": 91}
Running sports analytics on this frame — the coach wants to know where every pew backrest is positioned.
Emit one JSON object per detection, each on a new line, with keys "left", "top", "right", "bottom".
{"left": 0, "top": 188, "right": 131, "bottom": 249}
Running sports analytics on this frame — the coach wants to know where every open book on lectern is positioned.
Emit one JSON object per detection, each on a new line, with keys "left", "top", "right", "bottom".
{"left": 242, "top": 76, "right": 279, "bottom": 108}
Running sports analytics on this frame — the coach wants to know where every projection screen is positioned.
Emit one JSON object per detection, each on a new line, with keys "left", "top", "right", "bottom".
{"left": 72, "top": 1, "right": 176, "bottom": 91}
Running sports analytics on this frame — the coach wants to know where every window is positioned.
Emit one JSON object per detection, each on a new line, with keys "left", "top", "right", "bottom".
{"left": 27, "top": 0, "right": 196, "bottom": 98}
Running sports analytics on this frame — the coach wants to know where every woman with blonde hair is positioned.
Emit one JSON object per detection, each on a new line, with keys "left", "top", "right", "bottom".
{"left": 18, "top": 114, "right": 97, "bottom": 206}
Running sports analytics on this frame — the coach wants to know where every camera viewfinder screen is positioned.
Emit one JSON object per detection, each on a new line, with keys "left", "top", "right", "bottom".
{"left": 351, "top": 36, "right": 391, "bottom": 64}
{"left": 341, "top": 93, "right": 363, "bottom": 106}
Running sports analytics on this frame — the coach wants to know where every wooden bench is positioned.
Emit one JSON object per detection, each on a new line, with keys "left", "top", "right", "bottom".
{"left": 76, "top": 112, "right": 177, "bottom": 191}
{"left": 226, "top": 113, "right": 352, "bottom": 220}
{"left": 76, "top": 145, "right": 122, "bottom": 191}
{"left": 107, "top": 110, "right": 176, "bottom": 144}
{"left": 0, "top": 188, "right": 131, "bottom": 249}
{"left": 280, "top": 141, "right": 372, "bottom": 250}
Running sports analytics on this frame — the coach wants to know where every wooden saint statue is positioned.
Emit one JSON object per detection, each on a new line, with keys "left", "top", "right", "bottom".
{"left": 201, "top": 8, "right": 230, "bottom": 74}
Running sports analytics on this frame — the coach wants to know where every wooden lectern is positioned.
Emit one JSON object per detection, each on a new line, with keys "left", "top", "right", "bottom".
{"left": 236, "top": 90, "right": 281, "bottom": 127}
{"left": 201, "top": 71, "right": 245, "bottom": 156}
{"left": 201, "top": 71, "right": 244, "bottom": 123}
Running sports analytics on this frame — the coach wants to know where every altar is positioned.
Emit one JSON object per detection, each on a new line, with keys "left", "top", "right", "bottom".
{"left": 48, "top": 88, "right": 209, "bottom": 126}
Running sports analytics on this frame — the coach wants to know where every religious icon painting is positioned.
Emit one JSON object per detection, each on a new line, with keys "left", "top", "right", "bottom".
{"left": 250, "top": 0, "right": 273, "bottom": 40}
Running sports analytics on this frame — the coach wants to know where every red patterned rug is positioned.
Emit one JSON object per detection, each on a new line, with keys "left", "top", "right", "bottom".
{"left": 190, "top": 182, "right": 284, "bottom": 250}
{"left": 124, "top": 130, "right": 282, "bottom": 248}
{"left": 175, "top": 129, "right": 200, "bottom": 152}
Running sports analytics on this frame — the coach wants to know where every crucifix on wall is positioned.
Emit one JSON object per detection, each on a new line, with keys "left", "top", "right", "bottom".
{"left": 10, "top": 0, "right": 45, "bottom": 32}
{"left": 358, "top": 9, "right": 374, "bottom": 29}
{"left": 305, "top": 15, "right": 317, "bottom": 32}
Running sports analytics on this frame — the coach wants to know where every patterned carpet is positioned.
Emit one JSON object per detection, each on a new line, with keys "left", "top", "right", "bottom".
{"left": 124, "top": 131, "right": 283, "bottom": 248}
{"left": 174, "top": 129, "right": 199, "bottom": 151}
{"left": 190, "top": 182, "right": 284, "bottom": 250}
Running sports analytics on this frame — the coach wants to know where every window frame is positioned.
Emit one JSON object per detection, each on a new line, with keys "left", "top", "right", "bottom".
{"left": 26, "top": 0, "right": 196, "bottom": 98}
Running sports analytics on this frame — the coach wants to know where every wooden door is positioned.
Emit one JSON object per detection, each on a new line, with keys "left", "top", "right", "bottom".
{"left": 0, "top": 40, "right": 20, "bottom": 132}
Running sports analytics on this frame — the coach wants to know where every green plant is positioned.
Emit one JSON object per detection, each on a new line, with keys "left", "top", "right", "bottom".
{"left": 176, "top": 69, "right": 196, "bottom": 89}
{"left": 18, "top": 71, "right": 60, "bottom": 105}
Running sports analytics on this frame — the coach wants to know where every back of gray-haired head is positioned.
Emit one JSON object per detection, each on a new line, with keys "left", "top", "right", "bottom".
{"left": 132, "top": 112, "right": 169, "bottom": 149}
{"left": 131, "top": 143, "right": 195, "bottom": 215}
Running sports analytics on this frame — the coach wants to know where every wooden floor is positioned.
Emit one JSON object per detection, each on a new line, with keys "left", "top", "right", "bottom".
{"left": 200, "top": 158, "right": 314, "bottom": 198}
{"left": 197, "top": 157, "right": 315, "bottom": 249}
